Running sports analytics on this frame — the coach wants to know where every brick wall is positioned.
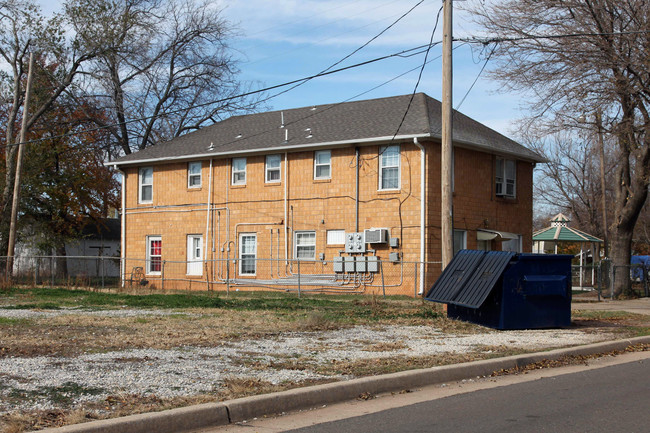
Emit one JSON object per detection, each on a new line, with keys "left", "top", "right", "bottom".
{"left": 122, "top": 139, "right": 534, "bottom": 295}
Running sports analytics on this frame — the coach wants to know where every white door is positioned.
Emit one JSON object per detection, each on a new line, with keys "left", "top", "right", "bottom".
{"left": 187, "top": 235, "right": 203, "bottom": 275}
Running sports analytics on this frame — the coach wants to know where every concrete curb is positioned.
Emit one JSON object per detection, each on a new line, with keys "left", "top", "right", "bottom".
{"left": 38, "top": 335, "right": 650, "bottom": 433}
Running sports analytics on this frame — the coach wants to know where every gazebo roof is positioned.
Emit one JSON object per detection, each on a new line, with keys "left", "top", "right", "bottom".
{"left": 533, "top": 213, "right": 603, "bottom": 243}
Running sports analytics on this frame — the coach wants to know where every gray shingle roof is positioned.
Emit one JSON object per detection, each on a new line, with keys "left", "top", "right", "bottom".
{"left": 107, "top": 93, "right": 544, "bottom": 166}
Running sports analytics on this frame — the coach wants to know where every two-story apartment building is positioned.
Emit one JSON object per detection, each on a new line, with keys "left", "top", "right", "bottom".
{"left": 107, "top": 93, "right": 544, "bottom": 296}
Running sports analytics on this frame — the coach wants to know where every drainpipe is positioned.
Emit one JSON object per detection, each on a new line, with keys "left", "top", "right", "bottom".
{"left": 414, "top": 138, "right": 426, "bottom": 295}
{"left": 284, "top": 152, "right": 289, "bottom": 265}
{"left": 204, "top": 159, "right": 213, "bottom": 288}
{"left": 119, "top": 169, "right": 126, "bottom": 288}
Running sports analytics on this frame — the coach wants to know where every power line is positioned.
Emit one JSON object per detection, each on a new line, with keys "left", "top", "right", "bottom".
{"left": 390, "top": 4, "right": 444, "bottom": 142}
{"left": 455, "top": 43, "right": 495, "bottom": 111}
{"left": 0, "top": 41, "right": 440, "bottom": 152}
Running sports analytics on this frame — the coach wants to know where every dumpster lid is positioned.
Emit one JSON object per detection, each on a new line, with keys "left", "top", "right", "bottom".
{"left": 424, "top": 250, "right": 516, "bottom": 308}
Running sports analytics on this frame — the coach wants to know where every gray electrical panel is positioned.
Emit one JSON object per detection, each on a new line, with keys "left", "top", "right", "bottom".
{"left": 345, "top": 232, "right": 366, "bottom": 253}
{"left": 355, "top": 256, "right": 367, "bottom": 273}
{"left": 389, "top": 237, "right": 400, "bottom": 248}
{"left": 389, "top": 252, "right": 400, "bottom": 262}
{"left": 367, "top": 255, "right": 379, "bottom": 273}
{"left": 333, "top": 256, "right": 343, "bottom": 273}
{"left": 344, "top": 256, "right": 356, "bottom": 272}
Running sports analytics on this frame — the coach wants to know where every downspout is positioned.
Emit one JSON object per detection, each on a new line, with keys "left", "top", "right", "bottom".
{"left": 119, "top": 169, "right": 126, "bottom": 288}
{"left": 284, "top": 152, "right": 289, "bottom": 266}
{"left": 413, "top": 138, "right": 426, "bottom": 295}
{"left": 204, "top": 159, "right": 213, "bottom": 289}
{"left": 355, "top": 147, "right": 360, "bottom": 233}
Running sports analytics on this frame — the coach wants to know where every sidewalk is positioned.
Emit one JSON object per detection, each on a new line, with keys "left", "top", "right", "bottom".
{"left": 572, "top": 295, "right": 650, "bottom": 315}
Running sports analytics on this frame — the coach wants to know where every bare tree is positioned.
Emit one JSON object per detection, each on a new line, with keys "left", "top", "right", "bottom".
{"left": 525, "top": 130, "right": 615, "bottom": 239}
{"left": 0, "top": 0, "right": 100, "bottom": 261}
{"left": 467, "top": 0, "right": 650, "bottom": 297}
{"left": 66, "top": 0, "right": 262, "bottom": 155}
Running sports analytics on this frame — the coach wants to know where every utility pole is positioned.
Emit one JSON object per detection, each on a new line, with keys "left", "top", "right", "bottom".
{"left": 596, "top": 109, "right": 608, "bottom": 258}
{"left": 6, "top": 52, "right": 35, "bottom": 277}
{"left": 441, "top": 0, "right": 454, "bottom": 268}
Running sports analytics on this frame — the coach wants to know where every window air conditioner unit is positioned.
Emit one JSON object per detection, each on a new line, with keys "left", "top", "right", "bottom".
{"left": 364, "top": 228, "right": 388, "bottom": 244}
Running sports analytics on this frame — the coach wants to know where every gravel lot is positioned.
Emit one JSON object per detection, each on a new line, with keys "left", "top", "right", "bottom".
{"left": 0, "top": 307, "right": 614, "bottom": 416}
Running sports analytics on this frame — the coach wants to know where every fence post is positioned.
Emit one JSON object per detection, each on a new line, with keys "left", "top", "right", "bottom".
{"left": 226, "top": 259, "right": 230, "bottom": 296}
{"left": 161, "top": 260, "right": 165, "bottom": 291}
{"left": 380, "top": 260, "right": 386, "bottom": 298}
{"left": 414, "top": 262, "right": 418, "bottom": 298}
{"left": 50, "top": 256, "right": 54, "bottom": 288}
{"left": 101, "top": 256, "right": 105, "bottom": 290}
{"left": 611, "top": 264, "right": 615, "bottom": 298}
{"left": 297, "top": 259, "right": 301, "bottom": 298}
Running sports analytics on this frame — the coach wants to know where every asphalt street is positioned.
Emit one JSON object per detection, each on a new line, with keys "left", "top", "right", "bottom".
{"left": 284, "top": 355, "right": 649, "bottom": 433}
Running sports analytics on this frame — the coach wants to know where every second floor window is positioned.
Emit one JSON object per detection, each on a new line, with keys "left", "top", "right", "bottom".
{"left": 232, "top": 157, "right": 246, "bottom": 185}
{"left": 188, "top": 162, "right": 202, "bottom": 188}
{"left": 379, "top": 145, "right": 400, "bottom": 190}
{"left": 139, "top": 167, "right": 153, "bottom": 203}
{"left": 266, "top": 154, "right": 281, "bottom": 183}
{"left": 495, "top": 157, "right": 516, "bottom": 198}
{"left": 314, "top": 150, "right": 331, "bottom": 179}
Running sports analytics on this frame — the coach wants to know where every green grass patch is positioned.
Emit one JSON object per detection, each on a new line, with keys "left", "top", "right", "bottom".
{"left": 0, "top": 316, "right": 31, "bottom": 326}
{"left": 8, "top": 382, "right": 105, "bottom": 407}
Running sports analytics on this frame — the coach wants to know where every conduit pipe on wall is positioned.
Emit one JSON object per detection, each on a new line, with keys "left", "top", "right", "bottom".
{"left": 413, "top": 137, "right": 426, "bottom": 296}
{"left": 119, "top": 169, "right": 126, "bottom": 288}
{"left": 355, "top": 147, "right": 360, "bottom": 233}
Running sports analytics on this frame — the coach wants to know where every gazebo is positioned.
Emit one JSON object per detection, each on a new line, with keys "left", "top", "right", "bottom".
{"left": 533, "top": 213, "right": 603, "bottom": 288}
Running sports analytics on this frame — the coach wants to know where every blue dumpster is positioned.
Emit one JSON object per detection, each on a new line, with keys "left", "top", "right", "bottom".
{"left": 425, "top": 250, "right": 573, "bottom": 330}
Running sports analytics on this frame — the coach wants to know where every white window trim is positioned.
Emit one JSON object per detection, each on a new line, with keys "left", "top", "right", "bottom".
{"left": 138, "top": 167, "right": 153, "bottom": 204}
{"left": 265, "top": 154, "right": 281, "bottom": 183}
{"left": 239, "top": 233, "right": 257, "bottom": 276}
{"left": 378, "top": 144, "right": 400, "bottom": 191}
{"left": 232, "top": 157, "right": 247, "bottom": 185}
{"left": 146, "top": 235, "right": 162, "bottom": 275}
{"left": 314, "top": 150, "right": 331, "bottom": 180}
{"left": 496, "top": 157, "right": 517, "bottom": 198}
{"left": 186, "top": 234, "right": 203, "bottom": 276}
{"left": 294, "top": 231, "right": 316, "bottom": 260}
{"left": 187, "top": 162, "right": 202, "bottom": 188}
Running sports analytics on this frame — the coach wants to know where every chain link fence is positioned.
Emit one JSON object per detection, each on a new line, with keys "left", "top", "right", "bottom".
{"left": 3, "top": 255, "right": 649, "bottom": 299}
{"left": 1, "top": 255, "right": 442, "bottom": 297}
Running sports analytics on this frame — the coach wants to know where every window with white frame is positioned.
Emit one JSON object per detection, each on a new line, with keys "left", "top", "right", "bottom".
{"left": 139, "top": 167, "right": 153, "bottom": 203}
{"left": 314, "top": 150, "right": 331, "bottom": 180}
{"left": 187, "top": 162, "right": 201, "bottom": 188}
{"left": 232, "top": 157, "right": 246, "bottom": 185}
{"left": 239, "top": 233, "right": 257, "bottom": 275}
{"left": 146, "top": 236, "right": 162, "bottom": 274}
{"left": 379, "top": 145, "right": 400, "bottom": 190}
{"left": 265, "top": 154, "right": 281, "bottom": 183}
{"left": 326, "top": 229, "right": 345, "bottom": 245}
{"left": 495, "top": 157, "right": 516, "bottom": 198}
{"left": 294, "top": 231, "right": 316, "bottom": 259}
{"left": 186, "top": 235, "right": 203, "bottom": 275}
{"left": 502, "top": 235, "right": 522, "bottom": 252}
{"left": 453, "top": 230, "right": 467, "bottom": 256}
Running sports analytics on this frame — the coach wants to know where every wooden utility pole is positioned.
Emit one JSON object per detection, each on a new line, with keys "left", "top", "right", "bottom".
{"left": 596, "top": 109, "right": 608, "bottom": 257}
{"left": 441, "top": 0, "right": 454, "bottom": 268}
{"left": 6, "top": 53, "right": 35, "bottom": 277}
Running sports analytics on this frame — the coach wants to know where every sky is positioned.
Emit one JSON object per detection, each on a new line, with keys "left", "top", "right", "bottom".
{"left": 39, "top": 0, "right": 524, "bottom": 139}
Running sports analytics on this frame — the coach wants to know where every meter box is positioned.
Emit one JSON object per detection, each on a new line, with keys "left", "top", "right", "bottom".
{"left": 345, "top": 232, "right": 366, "bottom": 253}
{"left": 355, "top": 256, "right": 367, "bottom": 273}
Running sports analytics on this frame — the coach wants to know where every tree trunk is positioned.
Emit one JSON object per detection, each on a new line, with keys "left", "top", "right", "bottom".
{"left": 55, "top": 244, "right": 68, "bottom": 280}
{"left": 610, "top": 226, "right": 633, "bottom": 298}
